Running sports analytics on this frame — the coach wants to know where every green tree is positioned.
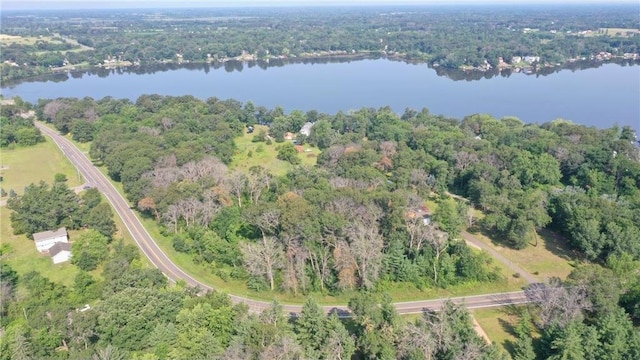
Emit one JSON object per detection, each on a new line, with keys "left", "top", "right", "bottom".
{"left": 54, "top": 173, "right": 68, "bottom": 183}
{"left": 7, "top": 180, "right": 82, "bottom": 236}
{"left": 169, "top": 303, "right": 224, "bottom": 359}
{"left": 15, "top": 127, "right": 43, "bottom": 146}
{"left": 96, "top": 287, "right": 182, "bottom": 351}
{"left": 512, "top": 310, "right": 536, "bottom": 360}
{"left": 432, "top": 197, "right": 465, "bottom": 238}
{"left": 72, "top": 229, "right": 109, "bottom": 271}
{"left": 322, "top": 313, "right": 356, "bottom": 360}
{"left": 547, "top": 322, "right": 586, "bottom": 360}
{"left": 83, "top": 203, "right": 116, "bottom": 239}
{"left": 277, "top": 142, "right": 301, "bottom": 165}
{"left": 93, "top": 345, "right": 127, "bottom": 360}
{"left": 295, "top": 297, "right": 326, "bottom": 358}
{"left": 348, "top": 293, "right": 399, "bottom": 359}
{"left": 72, "top": 119, "right": 95, "bottom": 142}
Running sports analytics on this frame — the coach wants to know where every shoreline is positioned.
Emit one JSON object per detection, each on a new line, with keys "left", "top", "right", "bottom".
{"left": 3, "top": 50, "right": 639, "bottom": 87}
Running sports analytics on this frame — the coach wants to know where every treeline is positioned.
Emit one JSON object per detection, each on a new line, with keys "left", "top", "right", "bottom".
{"left": 2, "top": 5, "right": 640, "bottom": 81}
{"left": 0, "top": 97, "right": 43, "bottom": 148}
{"left": 1, "top": 238, "right": 637, "bottom": 359}
{"left": 0, "top": 243, "right": 509, "bottom": 360}
{"left": 7, "top": 179, "right": 116, "bottom": 241}
{"left": 33, "top": 95, "right": 640, "bottom": 297}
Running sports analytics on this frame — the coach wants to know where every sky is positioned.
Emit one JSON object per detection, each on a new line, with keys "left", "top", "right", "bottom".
{"left": 2, "top": 0, "right": 638, "bottom": 10}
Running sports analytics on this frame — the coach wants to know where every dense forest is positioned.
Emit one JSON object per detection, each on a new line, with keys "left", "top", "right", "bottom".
{"left": 26, "top": 94, "right": 640, "bottom": 292}
{"left": 1, "top": 240, "right": 511, "bottom": 360}
{"left": 1, "top": 4, "right": 639, "bottom": 81}
{"left": 2, "top": 93, "right": 639, "bottom": 358}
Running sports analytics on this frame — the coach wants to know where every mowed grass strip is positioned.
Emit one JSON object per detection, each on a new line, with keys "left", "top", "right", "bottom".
{"left": 1, "top": 138, "right": 84, "bottom": 196}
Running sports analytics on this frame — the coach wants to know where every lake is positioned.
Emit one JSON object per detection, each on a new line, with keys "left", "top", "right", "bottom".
{"left": 2, "top": 58, "right": 639, "bottom": 133}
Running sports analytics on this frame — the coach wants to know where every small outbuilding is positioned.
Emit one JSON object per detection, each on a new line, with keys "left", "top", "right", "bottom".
{"left": 300, "top": 122, "right": 315, "bottom": 136}
{"left": 33, "top": 228, "right": 68, "bottom": 253}
{"left": 49, "top": 242, "right": 72, "bottom": 264}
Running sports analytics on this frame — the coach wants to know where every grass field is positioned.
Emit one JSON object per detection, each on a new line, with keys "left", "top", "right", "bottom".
{"left": 0, "top": 34, "right": 66, "bottom": 46}
{"left": 0, "top": 138, "right": 84, "bottom": 197}
{"left": 230, "top": 125, "right": 321, "bottom": 176}
{"left": 0, "top": 136, "right": 144, "bottom": 286}
{"left": 469, "top": 228, "right": 575, "bottom": 282}
{"left": 585, "top": 28, "right": 640, "bottom": 37}
{"left": 0, "top": 207, "right": 80, "bottom": 287}
{"left": 431, "top": 194, "right": 574, "bottom": 282}
{"left": 472, "top": 307, "right": 521, "bottom": 356}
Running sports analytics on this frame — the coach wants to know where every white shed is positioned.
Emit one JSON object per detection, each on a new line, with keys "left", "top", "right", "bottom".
{"left": 33, "top": 228, "right": 68, "bottom": 253}
{"left": 300, "top": 122, "right": 315, "bottom": 136}
{"left": 49, "top": 242, "right": 72, "bottom": 264}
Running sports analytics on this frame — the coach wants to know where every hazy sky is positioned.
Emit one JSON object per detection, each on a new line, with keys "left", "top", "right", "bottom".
{"left": 3, "top": 0, "right": 638, "bottom": 10}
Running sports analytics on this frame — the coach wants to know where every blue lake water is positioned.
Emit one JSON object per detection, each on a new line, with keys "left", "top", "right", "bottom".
{"left": 2, "top": 59, "right": 639, "bottom": 133}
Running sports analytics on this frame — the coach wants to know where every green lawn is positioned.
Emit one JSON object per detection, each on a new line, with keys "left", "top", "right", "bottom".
{"left": 0, "top": 138, "right": 84, "bottom": 197}
{"left": 0, "top": 207, "right": 79, "bottom": 287}
{"left": 0, "top": 138, "right": 144, "bottom": 285}
{"left": 469, "top": 228, "right": 575, "bottom": 282}
{"left": 0, "top": 34, "right": 66, "bottom": 46}
{"left": 230, "top": 125, "right": 321, "bottom": 176}
{"left": 472, "top": 307, "right": 520, "bottom": 356}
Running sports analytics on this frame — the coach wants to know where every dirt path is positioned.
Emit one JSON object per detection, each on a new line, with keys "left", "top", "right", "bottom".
{"left": 472, "top": 316, "right": 492, "bottom": 344}
{"left": 462, "top": 230, "right": 538, "bottom": 284}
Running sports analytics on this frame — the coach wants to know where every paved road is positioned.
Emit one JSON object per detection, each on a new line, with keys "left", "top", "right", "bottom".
{"left": 36, "top": 122, "right": 531, "bottom": 315}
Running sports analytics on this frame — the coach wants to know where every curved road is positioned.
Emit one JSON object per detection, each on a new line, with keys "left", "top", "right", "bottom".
{"left": 36, "top": 122, "right": 530, "bottom": 315}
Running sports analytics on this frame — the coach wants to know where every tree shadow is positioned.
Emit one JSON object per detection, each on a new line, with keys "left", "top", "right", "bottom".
{"left": 499, "top": 303, "right": 528, "bottom": 317}
{"left": 536, "top": 227, "right": 578, "bottom": 262}
{"left": 498, "top": 317, "right": 516, "bottom": 337}
{"left": 503, "top": 338, "right": 517, "bottom": 357}
{"left": 473, "top": 226, "right": 512, "bottom": 249}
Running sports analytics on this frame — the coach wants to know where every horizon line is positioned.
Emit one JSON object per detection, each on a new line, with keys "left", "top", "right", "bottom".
{"left": 3, "top": 1, "right": 639, "bottom": 11}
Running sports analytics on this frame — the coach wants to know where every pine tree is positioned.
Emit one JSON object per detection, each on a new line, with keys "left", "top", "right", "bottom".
{"left": 295, "top": 297, "right": 327, "bottom": 358}
{"left": 512, "top": 310, "right": 536, "bottom": 360}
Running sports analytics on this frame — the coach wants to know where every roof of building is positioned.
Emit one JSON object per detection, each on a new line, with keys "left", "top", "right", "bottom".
{"left": 300, "top": 122, "right": 315, "bottom": 136}
{"left": 49, "top": 242, "right": 72, "bottom": 257}
{"left": 33, "top": 228, "right": 68, "bottom": 242}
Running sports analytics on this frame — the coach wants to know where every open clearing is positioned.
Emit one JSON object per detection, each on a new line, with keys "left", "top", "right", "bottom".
{"left": 472, "top": 307, "right": 520, "bottom": 356}
{"left": 230, "top": 125, "right": 321, "bottom": 176}
{"left": 1, "top": 207, "right": 80, "bottom": 287}
{"left": 0, "top": 136, "right": 145, "bottom": 287}
{"left": 469, "top": 227, "right": 575, "bottom": 282}
{"left": 0, "top": 138, "right": 84, "bottom": 196}
{"left": 582, "top": 28, "right": 640, "bottom": 37}
{"left": 0, "top": 34, "right": 66, "bottom": 46}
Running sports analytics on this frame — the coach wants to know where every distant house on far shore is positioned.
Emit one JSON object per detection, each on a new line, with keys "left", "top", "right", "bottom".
{"left": 33, "top": 228, "right": 68, "bottom": 253}
{"left": 49, "top": 242, "right": 72, "bottom": 264}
